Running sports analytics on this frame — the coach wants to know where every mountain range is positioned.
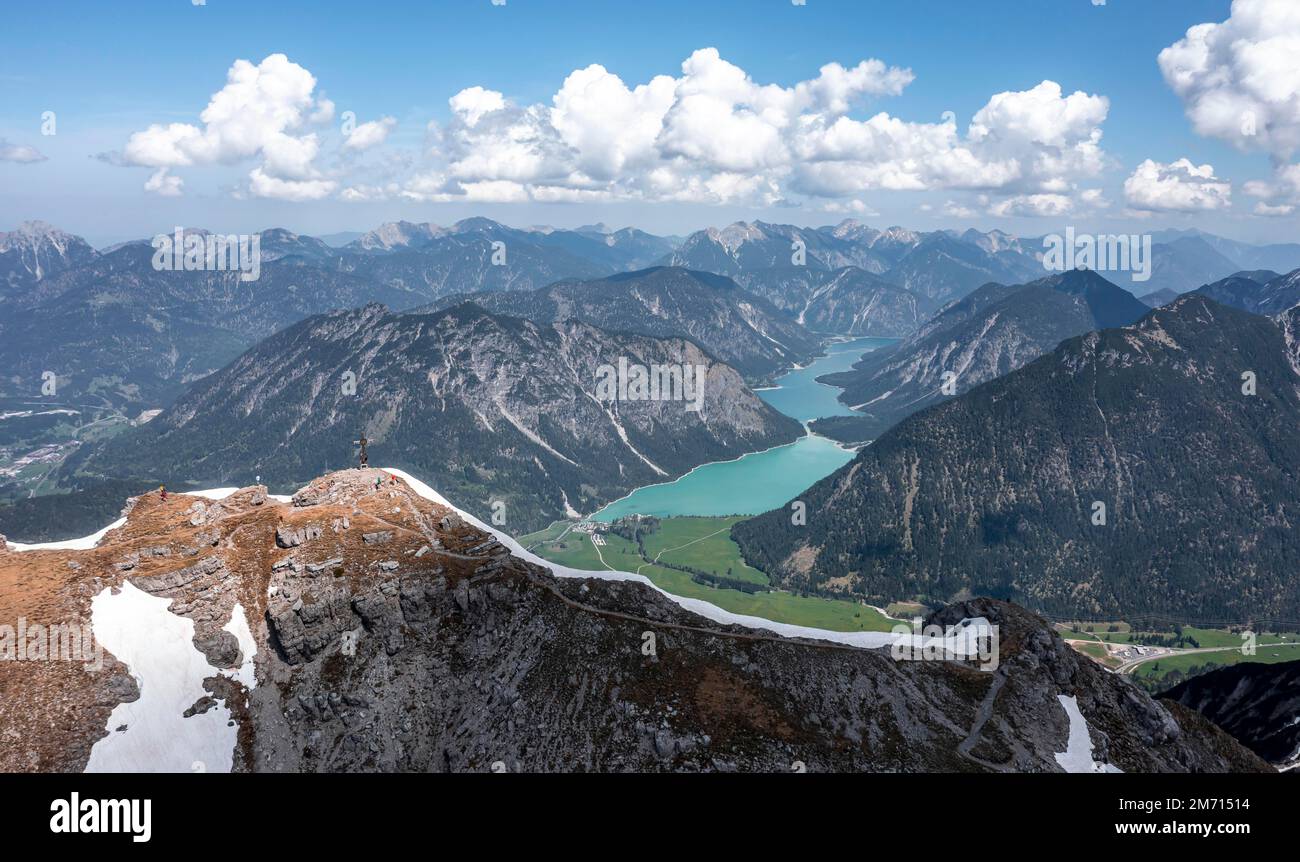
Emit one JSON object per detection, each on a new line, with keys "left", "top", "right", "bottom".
{"left": 331, "top": 218, "right": 618, "bottom": 299}
{"left": 0, "top": 238, "right": 416, "bottom": 414}
{"left": 733, "top": 295, "right": 1300, "bottom": 623}
{"left": 68, "top": 303, "right": 802, "bottom": 533}
{"left": 1154, "top": 228, "right": 1300, "bottom": 275}
{"left": 425, "top": 266, "right": 820, "bottom": 380}
{"left": 0, "top": 219, "right": 691, "bottom": 510}
{"left": 1192, "top": 268, "right": 1300, "bottom": 317}
{"left": 809, "top": 270, "right": 1151, "bottom": 443}
{"left": 6, "top": 216, "right": 1300, "bottom": 547}
{"left": 1140, "top": 235, "right": 1243, "bottom": 296}
{"left": 666, "top": 221, "right": 1044, "bottom": 310}
{"left": 4, "top": 212, "right": 1300, "bottom": 773}
{"left": 6, "top": 219, "right": 1295, "bottom": 427}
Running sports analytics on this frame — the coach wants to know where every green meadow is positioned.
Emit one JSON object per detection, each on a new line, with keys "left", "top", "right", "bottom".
{"left": 523, "top": 515, "right": 903, "bottom": 633}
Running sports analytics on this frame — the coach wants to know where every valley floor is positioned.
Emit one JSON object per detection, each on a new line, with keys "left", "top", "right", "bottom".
{"left": 1055, "top": 621, "right": 1300, "bottom": 691}
{"left": 521, "top": 515, "right": 903, "bottom": 633}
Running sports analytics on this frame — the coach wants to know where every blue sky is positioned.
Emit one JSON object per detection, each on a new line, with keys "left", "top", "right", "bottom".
{"left": 2, "top": 0, "right": 1295, "bottom": 245}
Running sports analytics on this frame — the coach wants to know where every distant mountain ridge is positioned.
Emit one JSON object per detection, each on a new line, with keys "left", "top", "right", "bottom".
{"left": 884, "top": 232, "right": 1044, "bottom": 307}
{"left": 0, "top": 238, "right": 418, "bottom": 414}
{"left": 1192, "top": 268, "right": 1300, "bottom": 317}
{"left": 425, "top": 266, "right": 821, "bottom": 380}
{"left": 332, "top": 220, "right": 613, "bottom": 300}
{"left": 1154, "top": 228, "right": 1300, "bottom": 275}
{"left": 665, "top": 220, "right": 1043, "bottom": 310}
{"left": 345, "top": 217, "right": 676, "bottom": 276}
{"left": 667, "top": 220, "right": 1300, "bottom": 311}
{"left": 1137, "top": 288, "right": 1181, "bottom": 308}
{"left": 0, "top": 221, "right": 99, "bottom": 299}
{"left": 795, "top": 267, "right": 926, "bottom": 337}
{"left": 1142, "top": 236, "right": 1243, "bottom": 296}
{"left": 735, "top": 266, "right": 926, "bottom": 337}
{"left": 6, "top": 217, "right": 1297, "bottom": 443}
{"left": 0, "top": 218, "right": 675, "bottom": 423}
{"left": 811, "top": 269, "right": 1150, "bottom": 442}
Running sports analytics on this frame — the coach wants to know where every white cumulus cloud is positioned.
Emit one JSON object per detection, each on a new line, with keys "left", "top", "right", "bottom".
{"left": 1245, "top": 163, "right": 1300, "bottom": 215}
{"left": 1123, "top": 158, "right": 1231, "bottom": 212}
{"left": 449, "top": 86, "right": 507, "bottom": 127}
{"left": 143, "top": 167, "right": 184, "bottom": 197}
{"left": 117, "top": 48, "right": 1115, "bottom": 214}
{"left": 1159, "top": 0, "right": 1300, "bottom": 216}
{"left": 1159, "top": 0, "right": 1300, "bottom": 158}
{"left": 119, "top": 53, "right": 336, "bottom": 200}
{"left": 401, "top": 50, "right": 1110, "bottom": 210}
{"left": 344, "top": 116, "right": 396, "bottom": 152}
{"left": 248, "top": 168, "right": 336, "bottom": 201}
{"left": 988, "top": 193, "right": 1076, "bottom": 218}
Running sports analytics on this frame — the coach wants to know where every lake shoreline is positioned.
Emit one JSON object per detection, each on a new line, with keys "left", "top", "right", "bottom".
{"left": 585, "top": 335, "right": 894, "bottom": 522}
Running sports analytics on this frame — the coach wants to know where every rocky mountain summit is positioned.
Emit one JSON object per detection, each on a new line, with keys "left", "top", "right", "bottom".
{"left": 0, "top": 470, "right": 1268, "bottom": 773}
{"left": 0, "top": 220, "right": 98, "bottom": 299}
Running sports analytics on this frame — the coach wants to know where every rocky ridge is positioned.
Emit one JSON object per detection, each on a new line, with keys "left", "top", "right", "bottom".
{"left": 0, "top": 470, "right": 1269, "bottom": 773}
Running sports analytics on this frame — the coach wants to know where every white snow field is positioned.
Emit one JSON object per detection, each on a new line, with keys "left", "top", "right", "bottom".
{"left": 84, "top": 581, "right": 239, "bottom": 773}
{"left": 190, "top": 487, "right": 292, "bottom": 503}
{"left": 1054, "top": 694, "right": 1123, "bottom": 773}
{"left": 223, "top": 602, "right": 258, "bottom": 689}
{"left": 9, "top": 517, "right": 126, "bottom": 552}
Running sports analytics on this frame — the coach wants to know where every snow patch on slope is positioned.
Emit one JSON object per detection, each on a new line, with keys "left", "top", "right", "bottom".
{"left": 223, "top": 602, "right": 258, "bottom": 689}
{"left": 1054, "top": 694, "right": 1123, "bottom": 773}
{"left": 190, "top": 487, "right": 292, "bottom": 503}
{"left": 85, "top": 581, "right": 237, "bottom": 773}
{"left": 9, "top": 518, "right": 127, "bottom": 552}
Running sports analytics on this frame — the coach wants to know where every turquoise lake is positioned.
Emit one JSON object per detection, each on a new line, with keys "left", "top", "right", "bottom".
{"left": 756, "top": 336, "right": 896, "bottom": 422}
{"left": 592, "top": 336, "right": 894, "bottom": 521}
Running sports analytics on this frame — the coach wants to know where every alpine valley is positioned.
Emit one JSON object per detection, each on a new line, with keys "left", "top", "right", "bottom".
{"left": 4, "top": 216, "right": 1300, "bottom": 777}
{"left": 16, "top": 0, "right": 1300, "bottom": 795}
